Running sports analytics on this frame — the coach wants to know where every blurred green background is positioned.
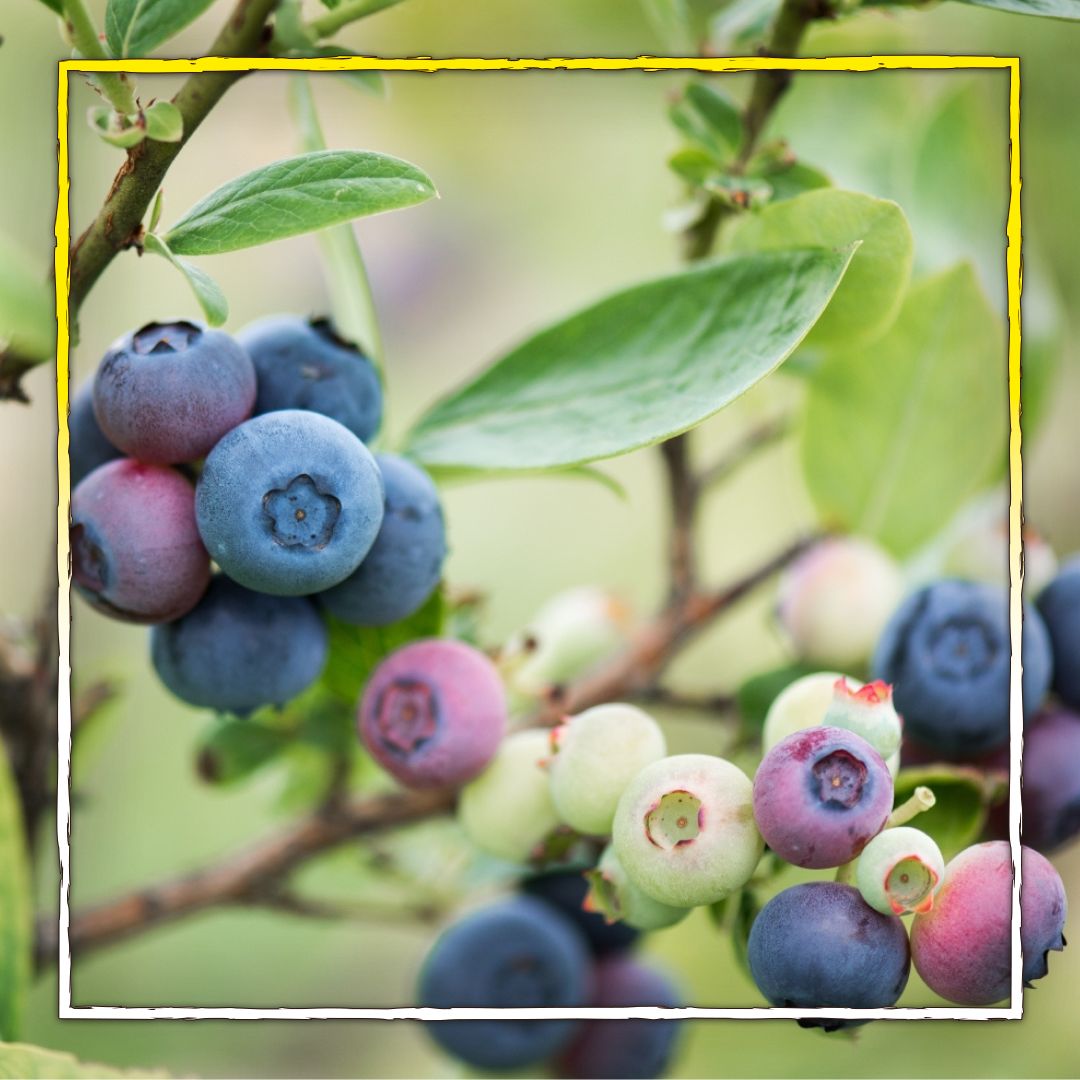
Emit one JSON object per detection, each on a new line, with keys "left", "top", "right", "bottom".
{"left": 3, "top": 0, "right": 1080, "bottom": 1075}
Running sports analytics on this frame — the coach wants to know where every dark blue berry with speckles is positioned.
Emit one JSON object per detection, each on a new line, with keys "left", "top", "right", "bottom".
{"left": 195, "top": 410, "right": 383, "bottom": 596}
{"left": 1036, "top": 558, "right": 1080, "bottom": 711}
{"left": 70, "top": 380, "right": 123, "bottom": 487}
{"left": 522, "top": 869, "right": 640, "bottom": 958}
{"left": 238, "top": 315, "right": 382, "bottom": 443}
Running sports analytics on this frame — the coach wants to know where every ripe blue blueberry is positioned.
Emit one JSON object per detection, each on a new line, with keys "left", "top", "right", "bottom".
{"left": 747, "top": 881, "right": 910, "bottom": 1027}
{"left": 71, "top": 459, "right": 209, "bottom": 624}
{"left": 69, "top": 380, "right": 123, "bottom": 487}
{"left": 1021, "top": 708, "right": 1080, "bottom": 853}
{"left": 359, "top": 639, "right": 506, "bottom": 789}
{"left": 753, "top": 726, "right": 893, "bottom": 869}
{"left": 237, "top": 315, "right": 382, "bottom": 443}
{"left": 1036, "top": 558, "right": 1080, "bottom": 711}
{"left": 93, "top": 320, "right": 256, "bottom": 464}
{"left": 872, "top": 579, "right": 1053, "bottom": 759}
{"left": 151, "top": 575, "right": 328, "bottom": 714}
{"left": 556, "top": 956, "right": 684, "bottom": 1080}
{"left": 521, "top": 869, "right": 640, "bottom": 957}
{"left": 418, "top": 895, "right": 589, "bottom": 1071}
{"left": 195, "top": 410, "right": 384, "bottom": 595}
{"left": 319, "top": 454, "right": 446, "bottom": 627}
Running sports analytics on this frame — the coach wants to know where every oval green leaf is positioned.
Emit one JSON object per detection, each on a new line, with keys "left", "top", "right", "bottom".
{"left": 893, "top": 765, "right": 1000, "bottom": 859}
{"left": 0, "top": 1043, "right": 168, "bottom": 1078}
{"left": 949, "top": 0, "right": 1079, "bottom": 18}
{"left": 801, "top": 262, "right": 1007, "bottom": 556}
{"left": 0, "top": 742, "right": 31, "bottom": 1041}
{"left": 0, "top": 234, "right": 55, "bottom": 361}
{"left": 163, "top": 150, "right": 436, "bottom": 257}
{"left": 727, "top": 189, "right": 913, "bottom": 347}
{"left": 144, "top": 234, "right": 228, "bottom": 326}
{"left": 105, "top": 0, "right": 218, "bottom": 58}
{"left": 406, "top": 246, "right": 855, "bottom": 471}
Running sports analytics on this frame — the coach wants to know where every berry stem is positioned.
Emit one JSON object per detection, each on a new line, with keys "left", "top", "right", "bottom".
{"left": 62, "top": 0, "right": 138, "bottom": 115}
{"left": 307, "top": 0, "right": 408, "bottom": 39}
{"left": 886, "top": 785, "right": 937, "bottom": 828}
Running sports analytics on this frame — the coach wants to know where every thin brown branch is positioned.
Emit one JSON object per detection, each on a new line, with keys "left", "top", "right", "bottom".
{"left": 636, "top": 686, "right": 737, "bottom": 713}
{"left": 253, "top": 888, "right": 443, "bottom": 926}
{"left": 700, "top": 415, "right": 793, "bottom": 491}
{"left": 660, "top": 435, "right": 700, "bottom": 601}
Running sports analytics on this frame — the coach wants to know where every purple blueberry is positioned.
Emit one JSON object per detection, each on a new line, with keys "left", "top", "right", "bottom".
{"left": 69, "top": 380, "right": 122, "bottom": 487}
{"left": 1021, "top": 708, "right": 1080, "bottom": 853}
{"left": 195, "top": 410, "right": 384, "bottom": 596}
{"left": 747, "top": 882, "right": 910, "bottom": 1026}
{"left": 150, "top": 575, "right": 328, "bottom": 714}
{"left": 418, "top": 895, "right": 589, "bottom": 1071}
{"left": 872, "top": 580, "right": 1054, "bottom": 759}
{"left": 521, "top": 869, "right": 640, "bottom": 958}
{"left": 910, "top": 842, "right": 1067, "bottom": 1005}
{"left": 318, "top": 454, "right": 446, "bottom": 627}
{"left": 71, "top": 459, "right": 209, "bottom": 624}
{"left": 93, "top": 320, "right": 255, "bottom": 464}
{"left": 237, "top": 315, "right": 382, "bottom": 443}
{"left": 358, "top": 639, "right": 506, "bottom": 788}
{"left": 556, "top": 956, "right": 684, "bottom": 1079}
{"left": 1036, "top": 558, "right": 1080, "bottom": 710}
{"left": 753, "top": 726, "right": 893, "bottom": 869}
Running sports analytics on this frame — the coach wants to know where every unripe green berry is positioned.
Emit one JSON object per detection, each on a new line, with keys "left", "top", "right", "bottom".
{"left": 823, "top": 678, "right": 902, "bottom": 761}
{"left": 458, "top": 730, "right": 560, "bottom": 864}
{"left": 585, "top": 844, "right": 690, "bottom": 931}
{"left": 855, "top": 826, "right": 945, "bottom": 916}
{"left": 762, "top": 671, "right": 848, "bottom": 753}
{"left": 612, "top": 754, "right": 762, "bottom": 908}
{"left": 547, "top": 703, "right": 667, "bottom": 836}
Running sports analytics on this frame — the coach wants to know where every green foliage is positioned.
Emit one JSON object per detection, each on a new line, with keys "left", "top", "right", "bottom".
{"left": 406, "top": 246, "right": 855, "bottom": 471}
{"left": 87, "top": 106, "right": 146, "bottom": 149}
{"left": 0, "top": 1044, "right": 167, "bottom": 1078}
{"left": 947, "top": 0, "right": 1080, "bottom": 18}
{"left": 105, "top": 0, "right": 217, "bottom": 57}
{"left": 143, "top": 234, "right": 228, "bottom": 326}
{"left": 671, "top": 81, "right": 743, "bottom": 160}
{"left": 729, "top": 887, "right": 761, "bottom": 980}
{"left": 801, "top": 262, "right": 1006, "bottom": 556}
{"left": 320, "top": 588, "right": 446, "bottom": 705}
{"left": 736, "top": 662, "right": 822, "bottom": 735}
{"left": 0, "top": 743, "right": 31, "bottom": 1041}
{"left": 162, "top": 150, "right": 436, "bottom": 257}
{"left": 893, "top": 765, "right": 1002, "bottom": 859}
{"left": 197, "top": 717, "right": 291, "bottom": 786}
{"left": 0, "top": 233, "right": 55, "bottom": 361}
{"left": 34, "top": 0, "right": 63, "bottom": 14}
{"left": 143, "top": 101, "right": 183, "bottom": 143}
{"left": 727, "top": 189, "right": 913, "bottom": 347}
{"left": 745, "top": 153, "right": 831, "bottom": 204}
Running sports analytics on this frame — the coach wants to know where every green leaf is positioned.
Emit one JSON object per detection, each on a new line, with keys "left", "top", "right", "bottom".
{"left": 729, "top": 888, "right": 760, "bottom": 980}
{"left": 143, "top": 100, "right": 182, "bottom": 143}
{"left": 197, "top": 717, "right": 290, "bottom": 786}
{"left": 746, "top": 156, "right": 831, "bottom": 204}
{"left": 427, "top": 463, "right": 628, "bottom": 501}
{"left": 406, "top": 247, "right": 855, "bottom": 471}
{"left": 147, "top": 188, "right": 164, "bottom": 234}
{"left": 947, "top": 0, "right": 1080, "bottom": 19}
{"left": 893, "top": 765, "right": 1001, "bottom": 859}
{"left": 0, "top": 234, "right": 55, "bottom": 361}
{"left": 0, "top": 742, "right": 31, "bottom": 1041}
{"left": 163, "top": 150, "right": 436, "bottom": 257}
{"left": 305, "top": 49, "right": 388, "bottom": 96}
{"left": 34, "top": 0, "right": 63, "bottom": 14}
{"left": 320, "top": 588, "right": 445, "bottom": 704}
{"left": 0, "top": 1044, "right": 167, "bottom": 1078}
{"left": 736, "top": 662, "right": 822, "bottom": 735}
{"left": 105, "top": 0, "right": 218, "bottom": 57}
{"left": 727, "top": 189, "right": 913, "bottom": 346}
{"left": 144, "top": 234, "right": 228, "bottom": 326}
{"left": 684, "top": 81, "right": 743, "bottom": 154}
{"left": 87, "top": 105, "right": 146, "bottom": 149}
{"left": 801, "top": 263, "right": 1007, "bottom": 556}
{"left": 668, "top": 147, "right": 717, "bottom": 186}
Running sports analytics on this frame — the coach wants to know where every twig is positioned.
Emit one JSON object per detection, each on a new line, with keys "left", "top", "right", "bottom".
{"left": 700, "top": 415, "right": 793, "bottom": 491}
{"left": 253, "top": 888, "right": 442, "bottom": 925}
{"left": 636, "top": 686, "right": 737, "bottom": 713}
{"left": 660, "top": 435, "right": 699, "bottom": 601}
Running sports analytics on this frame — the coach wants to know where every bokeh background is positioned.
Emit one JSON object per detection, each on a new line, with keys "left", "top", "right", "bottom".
{"left": 2, "top": 0, "right": 1079, "bottom": 1075}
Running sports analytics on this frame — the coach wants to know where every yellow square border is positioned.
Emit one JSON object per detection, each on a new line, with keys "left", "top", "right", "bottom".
{"left": 55, "top": 54, "right": 1025, "bottom": 1021}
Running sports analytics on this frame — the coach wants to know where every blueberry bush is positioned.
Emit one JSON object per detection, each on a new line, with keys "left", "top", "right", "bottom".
{"left": 1, "top": 0, "right": 1078, "bottom": 1076}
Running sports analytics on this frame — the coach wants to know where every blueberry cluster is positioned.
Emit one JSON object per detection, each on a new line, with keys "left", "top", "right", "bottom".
{"left": 418, "top": 882, "right": 684, "bottom": 1077}
{"left": 70, "top": 316, "right": 447, "bottom": 714}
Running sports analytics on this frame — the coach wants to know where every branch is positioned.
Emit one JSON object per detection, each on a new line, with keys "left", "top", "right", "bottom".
{"left": 68, "top": 0, "right": 279, "bottom": 319}
{"left": 660, "top": 435, "right": 699, "bottom": 600}
{"left": 700, "top": 415, "right": 793, "bottom": 491}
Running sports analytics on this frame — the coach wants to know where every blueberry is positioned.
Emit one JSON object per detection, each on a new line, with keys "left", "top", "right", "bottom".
{"left": 418, "top": 895, "right": 589, "bottom": 1071}
{"left": 195, "top": 410, "right": 383, "bottom": 595}
{"left": 1036, "top": 558, "right": 1080, "bottom": 710}
{"left": 458, "top": 729, "right": 561, "bottom": 863}
{"left": 69, "top": 380, "right": 122, "bottom": 487}
{"left": 237, "top": 315, "right": 382, "bottom": 442}
{"left": 586, "top": 844, "right": 690, "bottom": 932}
{"left": 910, "top": 842, "right": 1067, "bottom": 1005}
{"left": 548, "top": 703, "right": 667, "bottom": 836}
{"left": 854, "top": 826, "right": 945, "bottom": 916}
{"left": 522, "top": 868, "right": 640, "bottom": 957}
{"left": 777, "top": 537, "right": 905, "bottom": 667}
{"left": 872, "top": 580, "right": 1054, "bottom": 759}
{"left": 748, "top": 882, "right": 910, "bottom": 1027}
{"left": 556, "top": 956, "right": 684, "bottom": 1079}
{"left": 761, "top": 671, "right": 846, "bottom": 753}
{"left": 1021, "top": 708, "right": 1080, "bottom": 853}
{"left": 612, "top": 754, "right": 762, "bottom": 908}
{"left": 319, "top": 454, "right": 446, "bottom": 627}
{"left": 71, "top": 459, "right": 209, "bottom": 624}
{"left": 753, "top": 726, "right": 893, "bottom": 869}
{"left": 93, "top": 320, "right": 256, "bottom": 464}
{"left": 822, "top": 679, "right": 902, "bottom": 762}
{"left": 150, "top": 575, "right": 328, "bottom": 714}
{"left": 359, "top": 639, "right": 506, "bottom": 789}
